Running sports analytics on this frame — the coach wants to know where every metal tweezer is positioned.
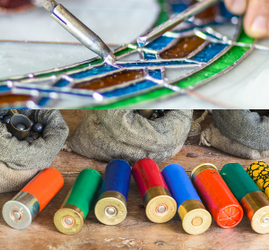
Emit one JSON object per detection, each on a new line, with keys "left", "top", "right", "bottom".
{"left": 36, "top": 0, "right": 115, "bottom": 64}
{"left": 137, "top": 0, "right": 218, "bottom": 47}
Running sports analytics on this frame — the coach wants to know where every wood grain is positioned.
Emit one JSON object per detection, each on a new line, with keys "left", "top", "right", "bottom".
{"left": 1, "top": 110, "right": 269, "bottom": 250}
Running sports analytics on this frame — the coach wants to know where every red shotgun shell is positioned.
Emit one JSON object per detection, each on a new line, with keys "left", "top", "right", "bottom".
{"left": 132, "top": 158, "right": 176, "bottom": 223}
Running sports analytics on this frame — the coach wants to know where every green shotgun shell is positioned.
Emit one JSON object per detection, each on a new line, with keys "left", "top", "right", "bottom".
{"left": 220, "top": 163, "right": 269, "bottom": 234}
{"left": 54, "top": 168, "right": 102, "bottom": 235}
{"left": 220, "top": 163, "right": 260, "bottom": 201}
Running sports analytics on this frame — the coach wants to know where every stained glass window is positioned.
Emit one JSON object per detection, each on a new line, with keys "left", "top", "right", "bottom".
{"left": 0, "top": 0, "right": 267, "bottom": 108}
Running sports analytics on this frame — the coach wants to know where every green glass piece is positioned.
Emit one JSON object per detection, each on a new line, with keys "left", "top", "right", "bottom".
{"left": 65, "top": 168, "right": 102, "bottom": 218}
{"left": 220, "top": 163, "right": 260, "bottom": 202}
{"left": 114, "top": 48, "right": 135, "bottom": 57}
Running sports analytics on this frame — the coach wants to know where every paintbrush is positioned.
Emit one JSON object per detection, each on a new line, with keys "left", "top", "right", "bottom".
{"left": 137, "top": 0, "right": 218, "bottom": 47}
{"left": 36, "top": 0, "right": 115, "bottom": 64}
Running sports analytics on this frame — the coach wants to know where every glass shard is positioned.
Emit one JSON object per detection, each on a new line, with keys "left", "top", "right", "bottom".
{"left": 165, "top": 66, "right": 199, "bottom": 81}
{"left": 74, "top": 70, "right": 144, "bottom": 90}
{"left": 160, "top": 36, "right": 205, "bottom": 59}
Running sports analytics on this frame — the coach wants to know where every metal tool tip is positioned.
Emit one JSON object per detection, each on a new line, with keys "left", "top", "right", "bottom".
{"left": 137, "top": 36, "right": 147, "bottom": 48}
{"left": 104, "top": 52, "right": 116, "bottom": 65}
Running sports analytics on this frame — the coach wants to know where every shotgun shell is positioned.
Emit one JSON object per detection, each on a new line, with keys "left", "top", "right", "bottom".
{"left": 247, "top": 161, "right": 269, "bottom": 199}
{"left": 132, "top": 158, "right": 176, "bottom": 223}
{"left": 162, "top": 164, "right": 212, "bottom": 235}
{"left": 54, "top": 168, "right": 102, "bottom": 235}
{"left": 2, "top": 168, "right": 64, "bottom": 229}
{"left": 220, "top": 163, "right": 269, "bottom": 234}
{"left": 95, "top": 159, "right": 131, "bottom": 225}
{"left": 191, "top": 163, "right": 243, "bottom": 229}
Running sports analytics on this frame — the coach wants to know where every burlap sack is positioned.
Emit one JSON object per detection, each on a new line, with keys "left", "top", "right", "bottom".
{"left": 200, "top": 110, "right": 269, "bottom": 159}
{"left": 66, "top": 110, "right": 193, "bottom": 165}
{"left": 0, "top": 109, "right": 69, "bottom": 193}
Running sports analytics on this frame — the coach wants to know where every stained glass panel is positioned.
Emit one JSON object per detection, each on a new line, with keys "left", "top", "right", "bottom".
{"left": 0, "top": 0, "right": 266, "bottom": 108}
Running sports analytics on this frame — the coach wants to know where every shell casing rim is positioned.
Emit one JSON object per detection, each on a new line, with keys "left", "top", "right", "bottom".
{"left": 94, "top": 191, "right": 127, "bottom": 226}
{"left": 2, "top": 192, "right": 40, "bottom": 230}
{"left": 191, "top": 163, "right": 218, "bottom": 182}
{"left": 54, "top": 205, "right": 85, "bottom": 235}
{"left": 240, "top": 190, "right": 269, "bottom": 234}
{"left": 178, "top": 199, "right": 212, "bottom": 235}
{"left": 143, "top": 186, "right": 176, "bottom": 223}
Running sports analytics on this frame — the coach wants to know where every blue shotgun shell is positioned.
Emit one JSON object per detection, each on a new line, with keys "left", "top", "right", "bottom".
{"left": 95, "top": 159, "right": 131, "bottom": 225}
{"left": 162, "top": 164, "right": 212, "bottom": 235}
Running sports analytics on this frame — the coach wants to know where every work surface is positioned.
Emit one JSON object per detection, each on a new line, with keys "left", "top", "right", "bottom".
{"left": 1, "top": 110, "right": 269, "bottom": 250}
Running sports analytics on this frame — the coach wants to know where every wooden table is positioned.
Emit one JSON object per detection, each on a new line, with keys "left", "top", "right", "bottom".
{"left": 1, "top": 110, "right": 269, "bottom": 250}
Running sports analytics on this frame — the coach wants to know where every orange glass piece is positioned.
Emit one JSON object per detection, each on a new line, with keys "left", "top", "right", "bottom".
{"left": 160, "top": 36, "right": 205, "bottom": 59}
{"left": 21, "top": 168, "right": 64, "bottom": 212}
{"left": 0, "top": 95, "right": 30, "bottom": 105}
{"left": 194, "top": 168, "right": 243, "bottom": 228}
{"left": 195, "top": 5, "right": 217, "bottom": 20}
{"left": 75, "top": 70, "right": 144, "bottom": 90}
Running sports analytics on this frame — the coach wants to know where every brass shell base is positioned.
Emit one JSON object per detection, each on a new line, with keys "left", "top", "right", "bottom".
{"left": 54, "top": 205, "right": 84, "bottom": 235}
{"left": 191, "top": 163, "right": 218, "bottom": 182}
{"left": 178, "top": 199, "right": 212, "bottom": 235}
{"left": 95, "top": 191, "right": 127, "bottom": 226}
{"left": 241, "top": 191, "right": 269, "bottom": 234}
{"left": 143, "top": 186, "right": 176, "bottom": 223}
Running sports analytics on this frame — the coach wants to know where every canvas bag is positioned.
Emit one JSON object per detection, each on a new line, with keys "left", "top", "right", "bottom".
{"left": 65, "top": 110, "right": 193, "bottom": 165}
{"left": 200, "top": 110, "right": 269, "bottom": 159}
{"left": 0, "top": 109, "right": 69, "bottom": 193}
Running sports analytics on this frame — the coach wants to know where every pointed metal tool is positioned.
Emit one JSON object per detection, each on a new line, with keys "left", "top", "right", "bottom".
{"left": 36, "top": 0, "right": 116, "bottom": 64}
{"left": 137, "top": 0, "right": 218, "bottom": 47}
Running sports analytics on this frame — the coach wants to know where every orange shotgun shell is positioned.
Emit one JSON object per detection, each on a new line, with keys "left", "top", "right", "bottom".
{"left": 2, "top": 168, "right": 64, "bottom": 229}
{"left": 191, "top": 163, "right": 243, "bottom": 228}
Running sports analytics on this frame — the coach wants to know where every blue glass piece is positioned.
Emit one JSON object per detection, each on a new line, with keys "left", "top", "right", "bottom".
{"left": 145, "top": 36, "right": 174, "bottom": 50}
{"left": 149, "top": 70, "right": 162, "bottom": 79}
{"left": 100, "top": 159, "right": 131, "bottom": 200}
{"left": 144, "top": 53, "right": 156, "bottom": 60}
{"left": 54, "top": 79, "right": 70, "bottom": 87}
{"left": 190, "top": 43, "right": 228, "bottom": 63}
{"left": 171, "top": 3, "right": 188, "bottom": 13}
{"left": 220, "top": 2, "right": 236, "bottom": 19}
{"left": 0, "top": 85, "right": 11, "bottom": 93}
{"left": 70, "top": 65, "right": 117, "bottom": 79}
{"left": 102, "top": 80, "right": 157, "bottom": 98}
{"left": 38, "top": 97, "right": 50, "bottom": 107}
{"left": 121, "top": 60, "right": 196, "bottom": 68}
{"left": 162, "top": 164, "right": 202, "bottom": 211}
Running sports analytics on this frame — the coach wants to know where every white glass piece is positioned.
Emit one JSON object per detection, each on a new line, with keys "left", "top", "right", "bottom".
{"left": 0, "top": 42, "right": 103, "bottom": 79}
{"left": 120, "top": 52, "right": 141, "bottom": 61}
{"left": 165, "top": 66, "right": 199, "bottom": 81}
{"left": 0, "top": 0, "right": 159, "bottom": 45}
{"left": 209, "top": 23, "right": 237, "bottom": 40}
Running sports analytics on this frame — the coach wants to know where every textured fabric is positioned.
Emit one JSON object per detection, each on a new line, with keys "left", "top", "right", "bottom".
{"left": 0, "top": 162, "right": 39, "bottom": 193}
{"left": 0, "top": 109, "right": 69, "bottom": 193}
{"left": 67, "top": 110, "right": 193, "bottom": 165}
{"left": 200, "top": 123, "right": 269, "bottom": 159}
{"left": 212, "top": 110, "right": 269, "bottom": 151}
